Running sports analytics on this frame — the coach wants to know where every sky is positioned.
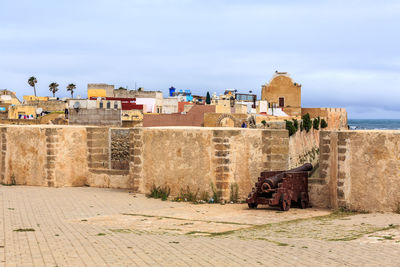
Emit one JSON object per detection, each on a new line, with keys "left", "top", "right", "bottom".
{"left": 1, "top": 0, "right": 400, "bottom": 119}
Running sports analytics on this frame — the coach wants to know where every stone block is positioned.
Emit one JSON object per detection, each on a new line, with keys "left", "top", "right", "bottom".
{"left": 226, "top": 130, "right": 240, "bottom": 137}
{"left": 213, "top": 130, "right": 224, "bottom": 137}
{"left": 133, "top": 157, "right": 142, "bottom": 165}
{"left": 215, "top": 173, "right": 230, "bottom": 180}
{"left": 215, "top": 166, "right": 229, "bottom": 173}
{"left": 213, "top": 158, "right": 230, "bottom": 165}
{"left": 320, "top": 145, "right": 330, "bottom": 154}
{"left": 47, "top": 149, "right": 56, "bottom": 156}
{"left": 212, "top": 138, "right": 224, "bottom": 144}
{"left": 88, "top": 154, "right": 108, "bottom": 161}
{"left": 214, "top": 144, "right": 230, "bottom": 151}
{"left": 322, "top": 139, "right": 330, "bottom": 145}
{"left": 215, "top": 151, "right": 229, "bottom": 157}
{"left": 270, "top": 145, "right": 289, "bottom": 154}
{"left": 337, "top": 188, "right": 344, "bottom": 198}
{"left": 216, "top": 181, "right": 229, "bottom": 190}
{"left": 338, "top": 148, "right": 347, "bottom": 154}
{"left": 271, "top": 130, "right": 288, "bottom": 139}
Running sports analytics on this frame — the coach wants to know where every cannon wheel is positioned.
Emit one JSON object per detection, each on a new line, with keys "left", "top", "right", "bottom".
{"left": 248, "top": 203, "right": 258, "bottom": 209}
{"left": 300, "top": 192, "right": 309, "bottom": 209}
{"left": 280, "top": 194, "right": 291, "bottom": 211}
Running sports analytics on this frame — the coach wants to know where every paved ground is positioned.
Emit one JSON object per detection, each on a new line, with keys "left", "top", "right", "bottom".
{"left": 0, "top": 186, "right": 399, "bottom": 266}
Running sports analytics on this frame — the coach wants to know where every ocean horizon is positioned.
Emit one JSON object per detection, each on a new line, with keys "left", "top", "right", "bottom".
{"left": 348, "top": 119, "right": 400, "bottom": 130}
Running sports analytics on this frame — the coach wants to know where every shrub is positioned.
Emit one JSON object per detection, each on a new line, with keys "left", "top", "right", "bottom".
{"left": 292, "top": 119, "right": 299, "bottom": 132}
{"left": 210, "top": 183, "right": 222, "bottom": 203}
{"left": 147, "top": 184, "right": 170, "bottom": 201}
{"left": 261, "top": 120, "right": 267, "bottom": 127}
{"left": 302, "top": 113, "right": 312, "bottom": 132}
{"left": 285, "top": 120, "right": 296, "bottom": 136}
{"left": 200, "top": 191, "right": 210, "bottom": 202}
{"left": 321, "top": 119, "right": 328, "bottom": 129}
{"left": 313, "top": 117, "right": 320, "bottom": 130}
{"left": 230, "top": 183, "right": 239, "bottom": 203}
{"left": 175, "top": 186, "right": 199, "bottom": 202}
{"left": 300, "top": 121, "right": 304, "bottom": 131}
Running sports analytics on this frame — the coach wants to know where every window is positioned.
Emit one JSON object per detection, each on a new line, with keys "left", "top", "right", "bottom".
{"left": 279, "top": 97, "right": 285, "bottom": 107}
{"left": 114, "top": 102, "right": 118, "bottom": 109}
{"left": 107, "top": 101, "right": 111, "bottom": 109}
{"left": 99, "top": 102, "right": 103, "bottom": 108}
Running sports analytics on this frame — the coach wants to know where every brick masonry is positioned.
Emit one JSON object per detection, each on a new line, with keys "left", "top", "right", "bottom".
{"left": 0, "top": 128, "right": 6, "bottom": 184}
{"left": 212, "top": 130, "right": 232, "bottom": 201}
{"left": 130, "top": 128, "right": 143, "bottom": 191}
{"left": 45, "top": 128, "right": 58, "bottom": 187}
{"left": 87, "top": 127, "right": 110, "bottom": 171}
{"left": 262, "top": 130, "right": 289, "bottom": 171}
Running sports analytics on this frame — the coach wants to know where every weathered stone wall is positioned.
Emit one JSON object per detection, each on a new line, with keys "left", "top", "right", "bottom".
{"left": 139, "top": 127, "right": 288, "bottom": 200}
{"left": 301, "top": 108, "right": 348, "bottom": 130}
{"left": 0, "top": 125, "right": 290, "bottom": 202}
{"left": 318, "top": 130, "right": 400, "bottom": 212}
{"left": 289, "top": 129, "right": 320, "bottom": 169}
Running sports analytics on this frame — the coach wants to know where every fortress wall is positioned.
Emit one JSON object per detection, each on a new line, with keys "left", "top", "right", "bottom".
{"left": 317, "top": 130, "right": 400, "bottom": 212}
{"left": 289, "top": 128, "right": 320, "bottom": 169}
{"left": 301, "top": 108, "right": 348, "bottom": 130}
{"left": 0, "top": 125, "right": 290, "bottom": 201}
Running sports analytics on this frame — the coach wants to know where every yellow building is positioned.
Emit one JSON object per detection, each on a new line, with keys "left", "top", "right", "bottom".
{"left": 8, "top": 105, "right": 37, "bottom": 119}
{"left": 87, "top": 83, "right": 114, "bottom": 98}
{"left": 23, "top": 95, "right": 49, "bottom": 102}
{"left": 261, "top": 71, "right": 301, "bottom": 116}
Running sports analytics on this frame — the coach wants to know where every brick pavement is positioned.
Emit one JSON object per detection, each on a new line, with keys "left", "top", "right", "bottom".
{"left": 0, "top": 186, "right": 399, "bottom": 266}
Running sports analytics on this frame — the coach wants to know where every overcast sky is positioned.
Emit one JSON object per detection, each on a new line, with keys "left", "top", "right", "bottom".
{"left": 1, "top": 0, "right": 399, "bottom": 119}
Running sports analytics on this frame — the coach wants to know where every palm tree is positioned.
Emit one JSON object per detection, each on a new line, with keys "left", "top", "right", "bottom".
{"left": 49, "top": 82, "right": 59, "bottom": 97}
{"left": 66, "top": 83, "right": 76, "bottom": 98}
{"left": 28, "top": 76, "right": 38, "bottom": 96}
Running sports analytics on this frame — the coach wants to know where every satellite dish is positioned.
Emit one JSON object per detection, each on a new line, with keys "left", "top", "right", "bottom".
{"left": 36, "top": 108, "right": 43, "bottom": 114}
{"left": 73, "top": 102, "right": 80, "bottom": 109}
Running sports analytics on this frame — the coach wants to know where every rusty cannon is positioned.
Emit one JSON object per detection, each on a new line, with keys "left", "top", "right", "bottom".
{"left": 246, "top": 163, "right": 312, "bottom": 211}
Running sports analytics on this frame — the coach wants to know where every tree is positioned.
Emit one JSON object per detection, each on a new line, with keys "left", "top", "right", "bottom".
{"left": 302, "top": 113, "right": 312, "bottom": 132}
{"left": 292, "top": 119, "right": 299, "bottom": 132}
{"left": 313, "top": 116, "right": 320, "bottom": 130}
{"left": 49, "top": 82, "right": 59, "bottom": 97}
{"left": 28, "top": 76, "right": 38, "bottom": 97}
{"left": 206, "top": 91, "right": 211, "bottom": 104}
{"left": 321, "top": 118, "right": 328, "bottom": 129}
{"left": 285, "top": 120, "right": 296, "bottom": 136}
{"left": 66, "top": 83, "right": 76, "bottom": 98}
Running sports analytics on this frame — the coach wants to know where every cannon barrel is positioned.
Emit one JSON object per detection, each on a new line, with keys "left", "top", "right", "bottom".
{"left": 261, "top": 163, "right": 313, "bottom": 192}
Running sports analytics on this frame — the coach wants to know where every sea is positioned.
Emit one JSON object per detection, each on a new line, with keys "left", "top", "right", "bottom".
{"left": 348, "top": 119, "right": 400, "bottom": 130}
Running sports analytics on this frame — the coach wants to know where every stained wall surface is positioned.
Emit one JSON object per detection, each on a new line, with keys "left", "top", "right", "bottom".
{"left": 318, "top": 130, "right": 400, "bottom": 212}
{"left": 0, "top": 125, "right": 290, "bottom": 202}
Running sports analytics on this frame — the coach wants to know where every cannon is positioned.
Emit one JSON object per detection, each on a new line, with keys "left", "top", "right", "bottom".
{"left": 246, "top": 163, "right": 312, "bottom": 211}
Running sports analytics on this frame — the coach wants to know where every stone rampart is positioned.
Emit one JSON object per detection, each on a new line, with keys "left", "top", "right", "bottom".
{"left": 316, "top": 130, "right": 400, "bottom": 212}
{"left": 301, "top": 108, "right": 348, "bottom": 130}
{"left": 0, "top": 125, "right": 289, "bottom": 202}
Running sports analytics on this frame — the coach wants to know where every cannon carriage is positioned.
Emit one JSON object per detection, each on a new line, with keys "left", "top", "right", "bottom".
{"left": 246, "top": 163, "right": 312, "bottom": 211}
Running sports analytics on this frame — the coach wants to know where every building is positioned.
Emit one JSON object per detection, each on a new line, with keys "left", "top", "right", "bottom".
{"left": 67, "top": 99, "right": 122, "bottom": 126}
{"left": 261, "top": 71, "right": 302, "bottom": 116}
{"left": 23, "top": 96, "right": 49, "bottom": 102}
{"left": 8, "top": 105, "right": 37, "bottom": 119}
{"left": 0, "top": 90, "right": 21, "bottom": 106}
{"left": 162, "top": 98, "right": 179, "bottom": 114}
{"left": 87, "top": 84, "right": 163, "bottom": 113}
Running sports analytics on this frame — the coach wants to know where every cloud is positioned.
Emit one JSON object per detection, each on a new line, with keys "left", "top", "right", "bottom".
{"left": 0, "top": 0, "right": 399, "bottom": 118}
